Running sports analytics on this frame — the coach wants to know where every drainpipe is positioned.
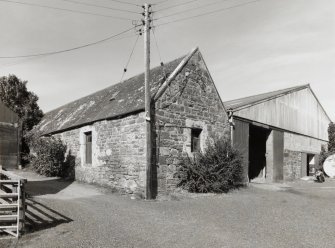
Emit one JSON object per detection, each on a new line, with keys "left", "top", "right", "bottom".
{"left": 228, "top": 111, "right": 234, "bottom": 146}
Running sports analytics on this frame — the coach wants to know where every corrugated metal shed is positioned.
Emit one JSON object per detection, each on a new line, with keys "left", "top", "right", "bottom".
{"left": 224, "top": 85, "right": 331, "bottom": 141}
{"left": 37, "top": 54, "right": 191, "bottom": 135}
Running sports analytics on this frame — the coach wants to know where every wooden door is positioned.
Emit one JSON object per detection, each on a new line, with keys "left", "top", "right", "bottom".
{"left": 233, "top": 119, "right": 249, "bottom": 183}
{"left": 85, "top": 132, "right": 92, "bottom": 164}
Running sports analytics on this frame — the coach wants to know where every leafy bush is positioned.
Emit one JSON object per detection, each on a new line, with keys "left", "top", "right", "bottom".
{"left": 175, "top": 138, "right": 244, "bottom": 193}
{"left": 328, "top": 122, "right": 335, "bottom": 153}
{"left": 319, "top": 122, "right": 335, "bottom": 169}
{"left": 28, "top": 135, "right": 68, "bottom": 177}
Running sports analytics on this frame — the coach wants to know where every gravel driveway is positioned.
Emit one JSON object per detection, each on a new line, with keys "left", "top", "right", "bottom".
{"left": 1, "top": 170, "right": 335, "bottom": 248}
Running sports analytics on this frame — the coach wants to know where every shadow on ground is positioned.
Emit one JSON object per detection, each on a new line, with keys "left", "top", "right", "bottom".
{"left": 26, "top": 179, "right": 74, "bottom": 197}
{"left": 24, "top": 179, "right": 74, "bottom": 232}
{"left": 25, "top": 198, "right": 73, "bottom": 233}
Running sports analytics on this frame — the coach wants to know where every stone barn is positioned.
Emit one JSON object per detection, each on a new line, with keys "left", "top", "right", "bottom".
{"left": 225, "top": 85, "right": 331, "bottom": 182}
{"left": 0, "top": 100, "right": 20, "bottom": 169}
{"left": 36, "top": 48, "right": 230, "bottom": 195}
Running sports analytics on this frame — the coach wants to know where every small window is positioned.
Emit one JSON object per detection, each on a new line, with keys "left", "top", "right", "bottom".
{"left": 191, "top": 128, "right": 202, "bottom": 152}
{"left": 85, "top": 132, "right": 92, "bottom": 164}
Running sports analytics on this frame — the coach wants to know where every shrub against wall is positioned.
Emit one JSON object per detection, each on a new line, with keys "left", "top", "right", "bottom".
{"left": 319, "top": 122, "right": 335, "bottom": 169}
{"left": 28, "top": 135, "right": 68, "bottom": 177}
{"left": 175, "top": 138, "right": 244, "bottom": 193}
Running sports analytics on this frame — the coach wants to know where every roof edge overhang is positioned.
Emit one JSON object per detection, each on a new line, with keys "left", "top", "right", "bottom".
{"left": 197, "top": 51, "right": 227, "bottom": 115}
{"left": 227, "top": 84, "right": 310, "bottom": 112}
{"left": 41, "top": 107, "right": 145, "bottom": 136}
{"left": 233, "top": 115, "right": 328, "bottom": 142}
{"left": 307, "top": 85, "right": 332, "bottom": 123}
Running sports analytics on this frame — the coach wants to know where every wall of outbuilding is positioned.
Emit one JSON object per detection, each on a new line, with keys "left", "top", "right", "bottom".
{"left": 153, "top": 51, "right": 230, "bottom": 193}
{"left": 47, "top": 52, "right": 231, "bottom": 196}
{"left": 283, "top": 132, "right": 326, "bottom": 180}
{"left": 54, "top": 112, "right": 146, "bottom": 194}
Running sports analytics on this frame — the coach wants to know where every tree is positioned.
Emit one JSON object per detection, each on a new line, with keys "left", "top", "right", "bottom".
{"left": 0, "top": 74, "right": 44, "bottom": 163}
{"left": 328, "top": 122, "right": 335, "bottom": 153}
{"left": 319, "top": 122, "right": 335, "bottom": 169}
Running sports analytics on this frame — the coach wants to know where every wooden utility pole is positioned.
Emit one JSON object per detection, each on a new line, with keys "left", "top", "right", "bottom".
{"left": 144, "top": 3, "right": 153, "bottom": 200}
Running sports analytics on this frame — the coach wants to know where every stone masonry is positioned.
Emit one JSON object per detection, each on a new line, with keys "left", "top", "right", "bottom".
{"left": 154, "top": 51, "right": 230, "bottom": 193}
{"left": 283, "top": 132, "right": 326, "bottom": 180}
{"left": 46, "top": 50, "right": 230, "bottom": 196}
{"left": 283, "top": 150, "right": 302, "bottom": 181}
{"left": 54, "top": 112, "right": 146, "bottom": 194}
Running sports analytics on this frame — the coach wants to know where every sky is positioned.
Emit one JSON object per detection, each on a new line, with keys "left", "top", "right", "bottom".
{"left": 0, "top": 0, "right": 334, "bottom": 119}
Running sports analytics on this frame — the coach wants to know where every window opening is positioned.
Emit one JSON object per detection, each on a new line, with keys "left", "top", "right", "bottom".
{"left": 85, "top": 131, "right": 92, "bottom": 164}
{"left": 191, "top": 128, "right": 202, "bottom": 152}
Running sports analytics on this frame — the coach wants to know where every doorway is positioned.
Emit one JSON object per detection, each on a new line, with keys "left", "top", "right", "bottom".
{"left": 307, "top": 154, "right": 316, "bottom": 176}
{"left": 249, "top": 125, "right": 271, "bottom": 181}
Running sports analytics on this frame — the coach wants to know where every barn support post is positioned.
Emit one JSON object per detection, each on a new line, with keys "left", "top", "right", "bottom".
{"left": 228, "top": 111, "right": 234, "bottom": 146}
{"left": 16, "top": 121, "right": 22, "bottom": 169}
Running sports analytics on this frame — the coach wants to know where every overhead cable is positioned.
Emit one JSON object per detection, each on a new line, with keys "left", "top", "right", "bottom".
{"left": 152, "top": 28, "right": 164, "bottom": 68}
{"left": 156, "top": 0, "right": 200, "bottom": 12}
{"left": 61, "top": 0, "right": 141, "bottom": 14}
{"left": 104, "top": 0, "right": 141, "bottom": 7}
{"left": 155, "top": 0, "right": 261, "bottom": 26}
{"left": 154, "top": 0, "right": 170, "bottom": 5}
{"left": 120, "top": 34, "right": 141, "bottom": 82}
{"left": 155, "top": 0, "right": 233, "bottom": 20}
{"left": 0, "top": 27, "right": 137, "bottom": 59}
{"left": 0, "top": 33, "right": 138, "bottom": 69}
{"left": 0, "top": 0, "right": 135, "bottom": 20}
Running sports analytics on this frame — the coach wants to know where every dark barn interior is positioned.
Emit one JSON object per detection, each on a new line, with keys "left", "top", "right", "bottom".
{"left": 248, "top": 125, "right": 270, "bottom": 180}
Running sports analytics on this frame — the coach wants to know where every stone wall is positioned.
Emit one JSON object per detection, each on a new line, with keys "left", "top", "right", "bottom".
{"left": 52, "top": 51, "right": 230, "bottom": 195}
{"left": 54, "top": 112, "right": 146, "bottom": 194}
{"left": 154, "top": 51, "right": 230, "bottom": 193}
{"left": 283, "top": 150, "right": 302, "bottom": 181}
{"left": 283, "top": 132, "right": 326, "bottom": 180}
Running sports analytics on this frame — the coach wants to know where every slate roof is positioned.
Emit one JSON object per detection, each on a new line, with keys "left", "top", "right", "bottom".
{"left": 224, "top": 84, "right": 310, "bottom": 111}
{"left": 37, "top": 53, "right": 192, "bottom": 135}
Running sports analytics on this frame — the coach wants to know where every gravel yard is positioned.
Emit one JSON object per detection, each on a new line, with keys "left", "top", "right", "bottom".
{"left": 1, "top": 171, "right": 335, "bottom": 248}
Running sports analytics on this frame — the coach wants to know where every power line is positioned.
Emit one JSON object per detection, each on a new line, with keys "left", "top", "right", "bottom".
{"left": 155, "top": 0, "right": 261, "bottom": 26}
{"left": 151, "top": 28, "right": 164, "bottom": 68}
{"left": 0, "top": 33, "right": 138, "bottom": 68}
{"left": 0, "top": 0, "right": 135, "bottom": 20}
{"left": 104, "top": 0, "right": 141, "bottom": 7}
{"left": 155, "top": 0, "right": 233, "bottom": 20}
{"left": 155, "top": 0, "right": 200, "bottom": 12}
{"left": 120, "top": 34, "right": 141, "bottom": 82}
{"left": 61, "top": 0, "right": 141, "bottom": 14}
{"left": 0, "top": 26, "right": 138, "bottom": 59}
{"left": 154, "top": 0, "right": 170, "bottom": 5}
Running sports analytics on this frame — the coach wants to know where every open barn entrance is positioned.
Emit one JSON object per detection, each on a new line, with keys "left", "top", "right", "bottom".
{"left": 249, "top": 125, "right": 271, "bottom": 181}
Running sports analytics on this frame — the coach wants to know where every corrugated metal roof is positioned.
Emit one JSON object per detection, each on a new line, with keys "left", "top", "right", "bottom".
{"left": 37, "top": 53, "right": 192, "bottom": 135}
{"left": 224, "top": 84, "right": 310, "bottom": 111}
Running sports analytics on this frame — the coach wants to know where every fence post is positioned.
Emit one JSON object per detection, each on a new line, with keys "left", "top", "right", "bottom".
{"left": 19, "top": 180, "right": 26, "bottom": 235}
